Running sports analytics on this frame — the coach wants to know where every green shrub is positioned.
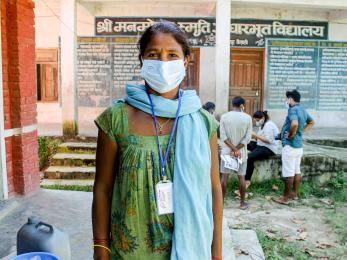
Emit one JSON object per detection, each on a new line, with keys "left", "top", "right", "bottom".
{"left": 38, "top": 137, "right": 62, "bottom": 170}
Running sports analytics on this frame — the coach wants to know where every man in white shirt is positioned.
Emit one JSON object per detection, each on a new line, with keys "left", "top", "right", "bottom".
{"left": 220, "top": 96, "right": 252, "bottom": 210}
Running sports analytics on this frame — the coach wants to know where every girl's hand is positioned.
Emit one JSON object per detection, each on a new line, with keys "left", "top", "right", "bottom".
{"left": 93, "top": 248, "right": 110, "bottom": 260}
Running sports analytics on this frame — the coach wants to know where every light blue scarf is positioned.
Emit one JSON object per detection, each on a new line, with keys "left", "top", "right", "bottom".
{"left": 125, "top": 83, "right": 213, "bottom": 260}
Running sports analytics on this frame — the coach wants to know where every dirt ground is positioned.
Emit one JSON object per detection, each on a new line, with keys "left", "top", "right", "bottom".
{"left": 224, "top": 195, "right": 347, "bottom": 260}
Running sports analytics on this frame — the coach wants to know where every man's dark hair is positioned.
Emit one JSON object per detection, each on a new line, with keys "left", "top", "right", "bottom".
{"left": 232, "top": 96, "right": 245, "bottom": 107}
{"left": 286, "top": 90, "right": 301, "bottom": 102}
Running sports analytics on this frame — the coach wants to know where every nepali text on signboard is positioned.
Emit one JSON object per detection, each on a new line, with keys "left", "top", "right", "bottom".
{"left": 266, "top": 39, "right": 347, "bottom": 111}
{"left": 95, "top": 17, "right": 328, "bottom": 47}
{"left": 77, "top": 37, "right": 141, "bottom": 107}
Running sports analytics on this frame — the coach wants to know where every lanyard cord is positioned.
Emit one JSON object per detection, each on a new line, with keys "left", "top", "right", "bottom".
{"left": 147, "top": 91, "right": 182, "bottom": 181}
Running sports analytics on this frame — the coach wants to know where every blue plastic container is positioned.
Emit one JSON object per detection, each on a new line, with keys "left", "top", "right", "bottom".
{"left": 11, "top": 252, "right": 60, "bottom": 260}
{"left": 17, "top": 217, "right": 70, "bottom": 259}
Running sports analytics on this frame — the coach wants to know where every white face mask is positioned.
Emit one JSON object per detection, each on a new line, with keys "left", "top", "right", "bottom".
{"left": 255, "top": 119, "right": 265, "bottom": 127}
{"left": 140, "top": 59, "right": 186, "bottom": 94}
{"left": 285, "top": 101, "right": 289, "bottom": 109}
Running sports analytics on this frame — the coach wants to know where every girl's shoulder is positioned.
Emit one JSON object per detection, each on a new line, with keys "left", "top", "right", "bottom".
{"left": 94, "top": 101, "right": 127, "bottom": 142}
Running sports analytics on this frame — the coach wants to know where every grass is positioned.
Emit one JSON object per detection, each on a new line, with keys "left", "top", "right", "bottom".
{"left": 38, "top": 137, "right": 62, "bottom": 170}
{"left": 227, "top": 175, "right": 347, "bottom": 259}
{"left": 325, "top": 209, "right": 347, "bottom": 244}
{"left": 225, "top": 173, "right": 347, "bottom": 203}
{"left": 256, "top": 229, "right": 311, "bottom": 260}
{"left": 41, "top": 184, "right": 93, "bottom": 192}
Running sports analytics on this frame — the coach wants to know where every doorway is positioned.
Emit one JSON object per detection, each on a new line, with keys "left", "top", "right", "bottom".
{"left": 229, "top": 48, "right": 264, "bottom": 115}
{"left": 181, "top": 48, "right": 200, "bottom": 93}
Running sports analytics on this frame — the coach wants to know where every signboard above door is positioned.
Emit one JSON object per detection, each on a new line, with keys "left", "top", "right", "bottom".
{"left": 95, "top": 17, "right": 328, "bottom": 47}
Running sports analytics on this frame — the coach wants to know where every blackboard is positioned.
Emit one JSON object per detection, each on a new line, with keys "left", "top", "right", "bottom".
{"left": 77, "top": 37, "right": 140, "bottom": 107}
{"left": 266, "top": 39, "right": 347, "bottom": 111}
{"left": 318, "top": 42, "right": 347, "bottom": 111}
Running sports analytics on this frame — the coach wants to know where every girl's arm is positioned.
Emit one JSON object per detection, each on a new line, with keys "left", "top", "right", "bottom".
{"left": 210, "top": 133, "right": 223, "bottom": 259}
{"left": 92, "top": 130, "right": 118, "bottom": 260}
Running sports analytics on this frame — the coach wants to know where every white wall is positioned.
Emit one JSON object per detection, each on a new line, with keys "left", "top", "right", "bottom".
{"left": 200, "top": 48, "right": 216, "bottom": 104}
{"left": 35, "top": 0, "right": 61, "bottom": 48}
{"left": 37, "top": 103, "right": 62, "bottom": 123}
{"left": 329, "top": 11, "right": 347, "bottom": 42}
{"left": 232, "top": 6, "right": 329, "bottom": 20}
{"left": 35, "top": 0, "right": 62, "bottom": 135}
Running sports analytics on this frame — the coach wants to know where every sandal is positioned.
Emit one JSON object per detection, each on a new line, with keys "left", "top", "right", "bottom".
{"left": 271, "top": 197, "right": 289, "bottom": 205}
{"left": 289, "top": 193, "right": 299, "bottom": 200}
{"left": 240, "top": 202, "right": 249, "bottom": 210}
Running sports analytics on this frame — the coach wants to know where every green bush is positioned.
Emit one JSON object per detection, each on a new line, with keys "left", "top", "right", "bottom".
{"left": 38, "top": 137, "right": 62, "bottom": 170}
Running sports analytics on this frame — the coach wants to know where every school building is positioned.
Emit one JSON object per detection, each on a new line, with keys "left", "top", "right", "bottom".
{"left": 1, "top": 0, "right": 347, "bottom": 198}
{"left": 34, "top": 0, "right": 347, "bottom": 138}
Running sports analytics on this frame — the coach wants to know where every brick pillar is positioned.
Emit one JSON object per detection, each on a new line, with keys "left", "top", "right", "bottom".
{"left": 1, "top": 0, "right": 40, "bottom": 196}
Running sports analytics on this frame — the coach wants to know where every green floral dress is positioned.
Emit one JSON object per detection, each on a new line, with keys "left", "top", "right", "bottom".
{"left": 95, "top": 102, "right": 219, "bottom": 260}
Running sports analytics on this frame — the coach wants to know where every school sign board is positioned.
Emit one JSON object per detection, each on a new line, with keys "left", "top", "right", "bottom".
{"left": 95, "top": 17, "right": 328, "bottom": 47}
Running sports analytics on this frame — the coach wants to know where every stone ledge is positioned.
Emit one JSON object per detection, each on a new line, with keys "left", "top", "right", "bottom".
{"left": 251, "top": 152, "right": 347, "bottom": 184}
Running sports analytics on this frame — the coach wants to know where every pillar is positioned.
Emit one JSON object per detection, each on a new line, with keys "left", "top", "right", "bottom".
{"left": 1, "top": 0, "right": 40, "bottom": 197}
{"left": 215, "top": 0, "right": 231, "bottom": 114}
{"left": 60, "top": 0, "right": 78, "bottom": 136}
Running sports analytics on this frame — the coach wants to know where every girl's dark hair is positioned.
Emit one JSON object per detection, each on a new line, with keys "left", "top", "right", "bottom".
{"left": 202, "top": 102, "right": 215, "bottom": 111}
{"left": 253, "top": 110, "right": 269, "bottom": 129}
{"left": 138, "top": 20, "right": 191, "bottom": 66}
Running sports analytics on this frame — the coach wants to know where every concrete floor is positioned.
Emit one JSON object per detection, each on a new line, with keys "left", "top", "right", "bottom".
{"left": 0, "top": 189, "right": 243, "bottom": 260}
{"left": 0, "top": 190, "right": 92, "bottom": 260}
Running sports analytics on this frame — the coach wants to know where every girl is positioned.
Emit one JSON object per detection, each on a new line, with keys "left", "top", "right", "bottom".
{"left": 92, "top": 21, "right": 223, "bottom": 260}
{"left": 246, "top": 111, "right": 279, "bottom": 188}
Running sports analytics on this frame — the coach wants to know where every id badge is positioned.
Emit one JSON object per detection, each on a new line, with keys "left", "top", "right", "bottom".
{"left": 155, "top": 180, "right": 174, "bottom": 215}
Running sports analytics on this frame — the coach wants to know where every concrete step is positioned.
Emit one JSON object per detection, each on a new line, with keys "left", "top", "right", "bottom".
{"left": 41, "top": 179, "right": 94, "bottom": 186}
{"left": 223, "top": 218, "right": 236, "bottom": 260}
{"left": 231, "top": 229, "right": 264, "bottom": 260}
{"left": 44, "top": 166, "right": 95, "bottom": 179}
{"left": 51, "top": 153, "right": 96, "bottom": 167}
{"left": 57, "top": 142, "right": 96, "bottom": 154}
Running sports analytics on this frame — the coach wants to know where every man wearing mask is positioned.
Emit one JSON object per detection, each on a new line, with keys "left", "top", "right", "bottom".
{"left": 220, "top": 96, "right": 252, "bottom": 210}
{"left": 273, "top": 90, "right": 314, "bottom": 205}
